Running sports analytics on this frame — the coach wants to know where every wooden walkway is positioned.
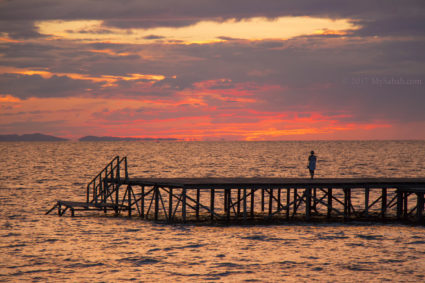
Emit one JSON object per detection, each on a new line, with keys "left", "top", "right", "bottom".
{"left": 46, "top": 156, "right": 425, "bottom": 224}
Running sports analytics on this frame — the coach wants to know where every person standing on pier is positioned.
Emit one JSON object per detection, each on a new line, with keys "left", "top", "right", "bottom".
{"left": 307, "top": 151, "right": 317, "bottom": 179}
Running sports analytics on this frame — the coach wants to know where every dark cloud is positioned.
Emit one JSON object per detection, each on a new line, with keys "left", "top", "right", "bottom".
{"left": 0, "top": 73, "right": 101, "bottom": 99}
{"left": 0, "top": 119, "right": 67, "bottom": 133}
{"left": 143, "top": 34, "right": 166, "bottom": 40}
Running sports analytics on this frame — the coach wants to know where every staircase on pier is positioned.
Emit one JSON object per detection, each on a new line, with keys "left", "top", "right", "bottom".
{"left": 46, "top": 156, "right": 132, "bottom": 216}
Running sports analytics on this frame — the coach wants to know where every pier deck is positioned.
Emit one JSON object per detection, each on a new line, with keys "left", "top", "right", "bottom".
{"left": 46, "top": 156, "right": 425, "bottom": 224}
{"left": 123, "top": 177, "right": 425, "bottom": 189}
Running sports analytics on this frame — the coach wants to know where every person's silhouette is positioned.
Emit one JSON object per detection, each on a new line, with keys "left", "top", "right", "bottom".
{"left": 307, "top": 151, "right": 317, "bottom": 179}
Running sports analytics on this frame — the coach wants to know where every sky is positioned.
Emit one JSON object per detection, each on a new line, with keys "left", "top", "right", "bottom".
{"left": 0, "top": 0, "right": 424, "bottom": 140}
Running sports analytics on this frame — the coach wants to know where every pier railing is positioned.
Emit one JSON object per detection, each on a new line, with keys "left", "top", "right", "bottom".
{"left": 86, "top": 156, "right": 128, "bottom": 204}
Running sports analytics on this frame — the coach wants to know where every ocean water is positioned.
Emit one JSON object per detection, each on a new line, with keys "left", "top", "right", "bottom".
{"left": 1, "top": 141, "right": 425, "bottom": 282}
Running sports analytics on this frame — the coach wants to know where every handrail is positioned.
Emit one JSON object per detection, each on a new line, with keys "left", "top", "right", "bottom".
{"left": 86, "top": 156, "right": 128, "bottom": 204}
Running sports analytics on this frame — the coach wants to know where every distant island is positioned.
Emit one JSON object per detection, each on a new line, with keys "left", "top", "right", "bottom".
{"left": 0, "top": 133, "right": 68, "bottom": 141}
{"left": 79, "top": 136, "right": 179, "bottom": 141}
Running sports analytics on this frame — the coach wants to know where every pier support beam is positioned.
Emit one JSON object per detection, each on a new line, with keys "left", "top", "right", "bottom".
{"left": 154, "top": 186, "right": 159, "bottom": 221}
{"left": 268, "top": 188, "right": 273, "bottom": 217}
{"left": 286, "top": 188, "right": 290, "bottom": 219}
{"left": 381, "top": 188, "right": 387, "bottom": 219}
{"left": 250, "top": 188, "right": 255, "bottom": 219}
{"left": 365, "top": 187, "right": 369, "bottom": 217}
{"left": 327, "top": 188, "right": 332, "bottom": 218}
{"left": 128, "top": 185, "right": 132, "bottom": 217}
{"left": 210, "top": 189, "right": 215, "bottom": 222}
{"left": 261, "top": 189, "right": 265, "bottom": 212}
{"left": 141, "top": 186, "right": 145, "bottom": 219}
{"left": 168, "top": 188, "right": 173, "bottom": 222}
{"left": 293, "top": 188, "right": 298, "bottom": 216}
{"left": 182, "top": 188, "right": 187, "bottom": 223}
{"left": 243, "top": 189, "right": 247, "bottom": 221}
{"left": 416, "top": 192, "right": 424, "bottom": 222}
{"left": 306, "top": 188, "right": 311, "bottom": 220}
{"left": 396, "top": 189, "right": 403, "bottom": 220}
{"left": 196, "top": 188, "right": 200, "bottom": 220}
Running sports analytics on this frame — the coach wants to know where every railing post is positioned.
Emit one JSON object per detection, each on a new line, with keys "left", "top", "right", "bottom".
{"left": 87, "top": 184, "right": 90, "bottom": 203}
{"left": 116, "top": 157, "right": 120, "bottom": 183}
{"left": 125, "top": 157, "right": 128, "bottom": 180}
{"left": 93, "top": 179, "right": 97, "bottom": 204}
{"left": 103, "top": 179, "right": 108, "bottom": 213}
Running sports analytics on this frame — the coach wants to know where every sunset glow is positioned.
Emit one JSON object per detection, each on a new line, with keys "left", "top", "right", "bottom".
{"left": 36, "top": 17, "right": 358, "bottom": 44}
{"left": 0, "top": 1, "right": 424, "bottom": 140}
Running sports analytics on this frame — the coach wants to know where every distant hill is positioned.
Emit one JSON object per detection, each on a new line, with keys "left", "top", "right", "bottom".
{"left": 0, "top": 133, "right": 68, "bottom": 141}
{"left": 79, "top": 135, "right": 178, "bottom": 141}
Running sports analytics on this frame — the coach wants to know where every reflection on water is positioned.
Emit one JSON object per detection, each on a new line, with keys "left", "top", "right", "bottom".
{"left": 1, "top": 141, "right": 425, "bottom": 281}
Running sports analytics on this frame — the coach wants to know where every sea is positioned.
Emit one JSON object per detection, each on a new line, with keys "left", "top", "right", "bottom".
{"left": 1, "top": 140, "right": 425, "bottom": 282}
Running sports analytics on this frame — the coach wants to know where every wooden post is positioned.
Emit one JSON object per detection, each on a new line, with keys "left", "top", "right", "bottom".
{"left": 168, "top": 187, "right": 173, "bottom": 222}
{"left": 128, "top": 185, "right": 132, "bottom": 217}
{"left": 261, "top": 188, "right": 265, "bottom": 212}
{"left": 293, "top": 188, "right": 298, "bottom": 216}
{"left": 312, "top": 188, "right": 317, "bottom": 211}
{"left": 268, "top": 188, "right": 273, "bottom": 216}
{"left": 237, "top": 189, "right": 241, "bottom": 216}
{"left": 365, "top": 187, "right": 370, "bottom": 217}
{"left": 226, "top": 189, "right": 231, "bottom": 222}
{"left": 124, "top": 157, "right": 128, "bottom": 179}
{"left": 93, "top": 179, "right": 97, "bottom": 204}
{"left": 347, "top": 188, "right": 351, "bottom": 218}
{"left": 306, "top": 187, "right": 311, "bottom": 220}
{"left": 196, "top": 188, "right": 200, "bottom": 221}
{"left": 416, "top": 192, "right": 423, "bottom": 222}
{"left": 103, "top": 179, "right": 107, "bottom": 213}
{"left": 381, "top": 188, "right": 387, "bottom": 219}
{"left": 86, "top": 184, "right": 90, "bottom": 203}
{"left": 141, "top": 186, "right": 145, "bottom": 219}
{"left": 243, "top": 188, "right": 247, "bottom": 222}
{"left": 154, "top": 186, "right": 159, "bottom": 221}
{"left": 224, "top": 188, "right": 228, "bottom": 212}
{"left": 116, "top": 159, "right": 120, "bottom": 182}
{"left": 250, "top": 188, "right": 255, "bottom": 220}
{"left": 286, "top": 188, "right": 290, "bottom": 219}
{"left": 115, "top": 184, "right": 119, "bottom": 215}
{"left": 182, "top": 188, "right": 187, "bottom": 223}
{"left": 210, "top": 188, "right": 215, "bottom": 222}
{"left": 396, "top": 189, "right": 403, "bottom": 220}
{"left": 277, "top": 188, "right": 281, "bottom": 212}
{"left": 327, "top": 188, "right": 332, "bottom": 218}
{"left": 344, "top": 188, "right": 348, "bottom": 220}
{"left": 404, "top": 192, "right": 408, "bottom": 219}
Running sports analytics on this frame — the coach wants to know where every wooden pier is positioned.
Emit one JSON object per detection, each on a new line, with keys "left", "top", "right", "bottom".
{"left": 46, "top": 156, "right": 425, "bottom": 224}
